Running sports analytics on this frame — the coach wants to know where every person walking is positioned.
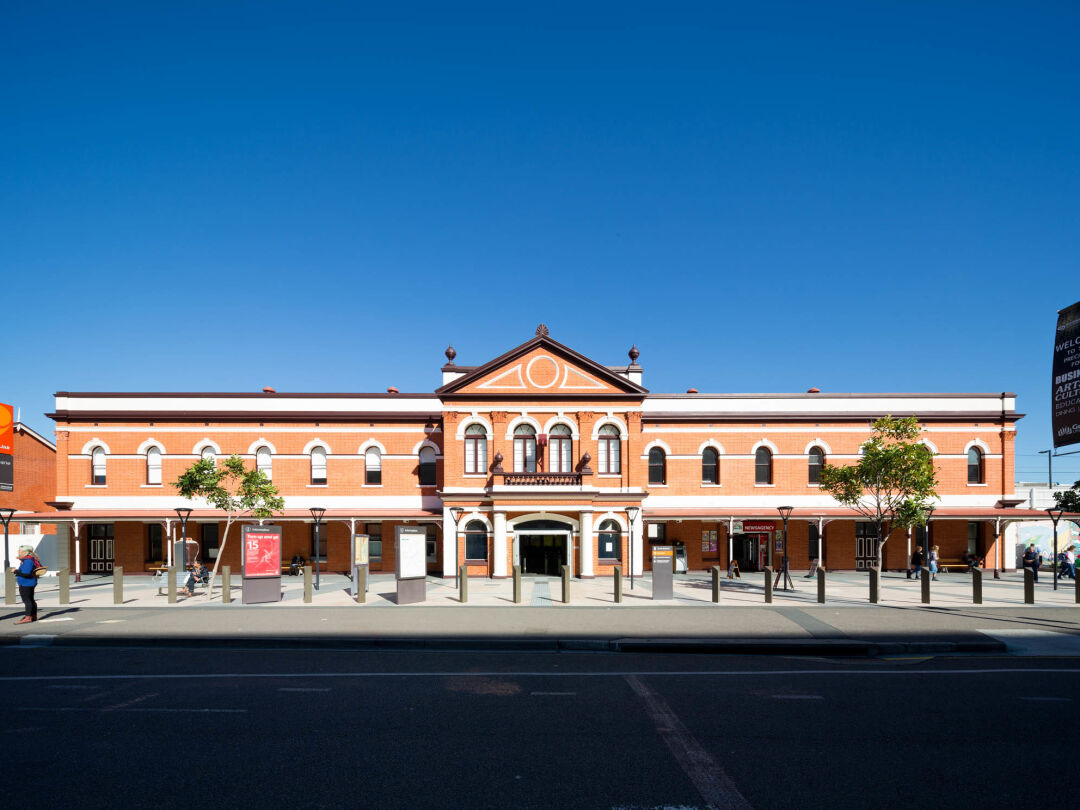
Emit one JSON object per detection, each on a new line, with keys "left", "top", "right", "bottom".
{"left": 13, "top": 545, "right": 42, "bottom": 624}
{"left": 910, "top": 545, "right": 924, "bottom": 580}
{"left": 928, "top": 545, "right": 940, "bottom": 581}
{"left": 1063, "top": 545, "right": 1076, "bottom": 580}
{"left": 1022, "top": 544, "right": 1042, "bottom": 583}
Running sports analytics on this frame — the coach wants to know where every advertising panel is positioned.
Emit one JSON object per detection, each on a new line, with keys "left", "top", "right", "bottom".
{"left": 243, "top": 525, "right": 282, "bottom": 578}
{"left": 1053, "top": 300, "right": 1080, "bottom": 448}
{"left": 0, "top": 402, "right": 12, "bottom": 492}
{"left": 395, "top": 526, "right": 427, "bottom": 579}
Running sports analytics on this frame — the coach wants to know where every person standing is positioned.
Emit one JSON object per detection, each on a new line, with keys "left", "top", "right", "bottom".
{"left": 13, "top": 545, "right": 41, "bottom": 624}
{"left": 1064, "top": 545, "right": 1076, "bottom": 580}
{"left": 1022, "top": 544, "right": 1042, "bottom": 583}
{"left": 928, "top": 545, "right": 940, "bottom": 581}
{"left": 910, "top": 545, "right": 924, "bottom": 580}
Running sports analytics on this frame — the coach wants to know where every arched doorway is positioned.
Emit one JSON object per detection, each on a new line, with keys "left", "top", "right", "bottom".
{"left": 513, "top": 518, "right": 574, "bottom": 576}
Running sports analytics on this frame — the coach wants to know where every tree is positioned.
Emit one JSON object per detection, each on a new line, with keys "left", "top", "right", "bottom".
{"left": 818, "top": 415, "right": 938, "bottom": 569}
{"left": 173, "top": 454, "right": 284, "bottom": 599}
{"left": 1053, "top": 479, "right": 1080, "bottom": 513}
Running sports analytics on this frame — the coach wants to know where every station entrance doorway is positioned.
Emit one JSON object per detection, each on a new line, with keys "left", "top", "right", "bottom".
{"left": 733, "top": 533, "right": 768, "bottom": 573}
{"left": 514, "top": 519, "right": 574, "bottom": 576}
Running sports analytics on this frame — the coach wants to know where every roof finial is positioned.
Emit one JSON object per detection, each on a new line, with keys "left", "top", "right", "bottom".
{"left": 535, "top": 324, "right": 549, "bottom": 337}
{"left": 628, "top": 344, "right": 640, "bottom": 364}
{"left": 445, "top": 344, "right": 456, "bottom": 365}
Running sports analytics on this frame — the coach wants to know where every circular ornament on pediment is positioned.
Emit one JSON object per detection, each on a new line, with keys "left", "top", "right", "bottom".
{"left": 526, "top": 355, "right": 559, "bottom": 388}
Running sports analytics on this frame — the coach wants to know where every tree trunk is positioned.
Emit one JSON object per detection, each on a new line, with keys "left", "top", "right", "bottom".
{"left": 205, "top": 517, "right": 234, "bottom": 600}
{"left": 876, "top": 521, "right": 886, "bottom": 570}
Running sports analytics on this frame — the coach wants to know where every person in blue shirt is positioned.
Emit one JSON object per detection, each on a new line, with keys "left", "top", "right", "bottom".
{"left": 13, "top": 545, "right": 41, "bottom": 624}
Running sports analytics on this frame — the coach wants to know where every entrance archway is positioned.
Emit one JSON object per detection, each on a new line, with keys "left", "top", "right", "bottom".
{"left": 512, "top": 518, "right": 575, "bottom": 576}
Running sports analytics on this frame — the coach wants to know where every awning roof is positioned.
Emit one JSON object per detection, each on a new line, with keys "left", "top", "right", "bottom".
{"left": 10, "top": 508, "right": 442, "bottom": 522}
{"left": 644, "top": 506, "right": 1071, "bottom": 521}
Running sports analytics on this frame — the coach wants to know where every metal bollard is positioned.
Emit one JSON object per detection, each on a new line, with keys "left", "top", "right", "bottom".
{"left": 921, "top": 568, "right": 931, "bottom": 604}
{"left": 764, "top": 566, "right": 773, "bottom": 604}
{"left": 1024, "top": 568, "right": 1034, "bottom": 604}
{"left": 460, "top": 565, "right": 468, "bottom": 603}
{"left": 167, "top": 567, "right": 177, "bottom": 604}
{"left": 303, "top": 565, "right": 313, "bottom": 603}
{"left": 4, "top": 570, "right": 14, "bottom": 605}
{"left": 972, "top": 567, "right": 983, "bottom": 605}
{"left": 869, "top": 567, "right": 880, "bottom": 604}
{"left": 222, "top": 566, "right": 231, "bottom": 604}
{"left": 614, "top": 566, "right": 623, "bottom": 603}
{"left": 113, "top": 567, "right": 123, "bottom": 605}
{"left": 712, "top": 565, "right": 721, "bottom": 603}
{"left": 817, "top": 568, "right": 826, "bottom": 604}
{"left": 561, "top": 565, "right": 570, "bottom": 604}
{"left": 356, "top": 566, "right": 367, "bottom": 604}
{"left": 513, "top": 565, "right": 521, "bottom": 604}
{"left": 59, "top": 567, "right": 70, "bottom": 605}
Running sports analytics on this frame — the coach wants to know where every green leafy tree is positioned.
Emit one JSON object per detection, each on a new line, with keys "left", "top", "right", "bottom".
{"left": 818, "top": 415, "right": 939, "bottom": 569}
{"left": 173, "top": 455, "right": 284, "bottom": 598}
{"left": 1053, "top": 479, "right": 1080, "bottom": 513}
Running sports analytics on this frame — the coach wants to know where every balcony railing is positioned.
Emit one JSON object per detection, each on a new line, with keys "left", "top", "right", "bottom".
{"left": 500, "top": 472, "right": 582, "bottom": 486}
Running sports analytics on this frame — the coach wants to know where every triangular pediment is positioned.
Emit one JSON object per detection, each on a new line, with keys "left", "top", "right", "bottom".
{"left": 437, "top": 333, "right": 647, "bottom": 398}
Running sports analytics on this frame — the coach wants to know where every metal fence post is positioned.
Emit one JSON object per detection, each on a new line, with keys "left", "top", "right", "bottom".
{"left": 222, "top": 566, "right": 231, "bottom": 604}
{"left": 817, "top": 568, "right": 826, "bottom": 604}
{"left": 113, "top": 567, "right": 123, "bottom": 604}
{"left": 561, "top": 564, "right": 570, "bottom": 604}
{"left": 972, "top": 567, "right": 983, "bottom": 605}
{"left": 1024, "top": 568, "right": 1034, "bottom": 604}
{"left": 59, "top": 567, "right": 70, "bottom": 605}
{"left": 303, "top": 565, "right": 313, "bottom": 603}
{"left": 764, "top": 566, "right": 773, "bottom": 604}
{"left": 869, "top": 567, "right": 880, "bottom": 604}
{"left": 712, "top": 565, "right": 721, "bottom": 603}
{"left": 614, "top": 566, "right": 623, "bottom": 603}
{"left": 459, "top": 565, "right": 468, "bottom": 603}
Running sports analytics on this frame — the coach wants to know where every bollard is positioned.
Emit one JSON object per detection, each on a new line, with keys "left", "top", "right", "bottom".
{"left": 113, "top": 567, "right": 123, "bottom": 605}
{"left": 764, "top": 566, "right": 773, "bottom": 604}
{"left": 561, "top": 565, "right": 570, "bottom": 604}
{"left": 614, "top": 566, "right": 623, "bottom": 603}
{"left": 869, "top": 567, "right": 880, "bottom": 604}
{"left": 167, "top": 567, "right": 177, "bottom": 604}
{"left": 303, "top": 565, "right": 313, "bottom": 603}
{"left": 712, "top": 565, "right": 721, "bottom": 603}
{"left": 1075, "top": 573, "right": 1080, "bottom": 605}
{"left": 972, "top": 567, "right": 983, "bottom": 605}
{"left": 4, "top": 570, "right": 14, "bottom": 605}
{"left": 357, "top": 566, "right": 367, "bottom": 604}
{"left": 59, "top": 567, "right": 70, "bottom": 605}
{"left": 460, "top": 565, "right": 468, "bottom": 603}
{"left": 513, "top": 565, "right": 521, "bottom": 604}
{"left": 921, "top": 568, "right": 931, "bottom": 604}
{"left": 817, "top": 568, "right": 826, "bottom": 604}
{"left": 1023, "top": 568, "right": 1034, "bottom": 604}
{"left": 222, "top": 566, "right": 231, "bottom": 604}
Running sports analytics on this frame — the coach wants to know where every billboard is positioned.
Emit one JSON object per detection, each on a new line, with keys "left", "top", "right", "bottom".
{"left": 242, "top": 524, "right": 282, "bottom": 578}
{"left": 0, "top": 402, "right": 12, "bottom": 492}
{"left": 1053, "top": 300, "right": 1080, "bottom": 448}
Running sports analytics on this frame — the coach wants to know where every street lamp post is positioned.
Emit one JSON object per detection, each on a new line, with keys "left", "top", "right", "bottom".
{"left": 1047, "top": 508, "right": 1064, "bottom": 591}
{"left": 777, "top": 505, "right": 794, "bottom": 591}
{"left": 626, "top": 506, "right": 640, "bottom": 591}
{"left": 173, "top": 507, "right": 192, "bottom": 573}
{"left": 0, "top": 508, "right": 14, "bottom": 597}
{"left": 449, "top": 506, "right": 464, "bottom": 588}
{"left": 310, "top": 507, "right": 326, "bottom": 591}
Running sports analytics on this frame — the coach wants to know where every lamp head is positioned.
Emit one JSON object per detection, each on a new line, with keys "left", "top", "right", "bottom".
{"left": 777, "top": 505, "right": 794, "bottom": 521}
{"left": 449, "top": 506, "right": 464, "bottom": 525}
{"left": 626, "top": 506, "right": 640, "bottom": 521}
{"left": 174, "top": 507, "right": 193, "bottom": 522}
{"left": 310, "top": 507, "right": 326, "bottom": 523}
{"left": 1047, "top": 507, "right": 1064, "bottom": 523}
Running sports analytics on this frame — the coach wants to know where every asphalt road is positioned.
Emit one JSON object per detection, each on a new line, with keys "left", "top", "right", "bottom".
{"left": 2, "top": 647, "right": 1078, "bottom": 809}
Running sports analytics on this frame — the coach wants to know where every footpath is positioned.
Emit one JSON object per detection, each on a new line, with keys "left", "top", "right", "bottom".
{"left": 3, "top": 570, "right": 1079, "bottom": 656}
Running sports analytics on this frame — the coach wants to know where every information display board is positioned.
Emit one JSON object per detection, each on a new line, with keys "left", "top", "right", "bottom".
{"left": 1053, "top": 300, "right": 1080, "bottom": 448}
{"left": 241, "top": 524, "right": 282, "bottom": 604}
{"left": 353, "top": 534, "right": 369, "bottom": 566}
{"left": 652, "top": 545, "right": 674, "bottom": 600}
{"left": 395, "top": 526, "right": 427, "bottom": 580}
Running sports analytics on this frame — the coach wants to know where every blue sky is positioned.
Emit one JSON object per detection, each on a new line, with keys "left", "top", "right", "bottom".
{"left": 2, "top": 2, "right": 1078, "bottom": 482}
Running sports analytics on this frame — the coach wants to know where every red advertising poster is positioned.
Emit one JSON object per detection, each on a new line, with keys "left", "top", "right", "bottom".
{"left": 0, "top": 403, "right": 12, "bottom": 454}
{"left": 243, "top": 527, "right": 281, "bottom": 578}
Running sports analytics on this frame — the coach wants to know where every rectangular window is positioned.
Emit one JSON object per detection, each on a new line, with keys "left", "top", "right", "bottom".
{"left": 147, "top": 524, "right": 163, "bottom": 562}
{"left": 202, "top": 523, "right": 220, "bottom": 561}
{"left": 419, "top": 460, "right": 437, "bottom": 486}
{"left": 311, "top": 453, "right": 327, "bottom": 485}
{"left": 598, "top": 532, "right": 621, "bottom": 561}
{"left": 514, "top": 438, "right": 536, "bottom": 472}
{"left": 647, "top": 522, "right": 666, "bottom": 543}
{"left": 366, "top": 523, "right": 382, "bottom": 562}
{"left": 365, "top": 453, "right": 382, "bottom": 485}
{"left": 465, "top": 437, "right": 487, "bottom": 474}
{"left": 465, "top": 531, "right": 488, "bottom": 561}
{"left": 147, "top": 451, "right": 162, "bottom": 485}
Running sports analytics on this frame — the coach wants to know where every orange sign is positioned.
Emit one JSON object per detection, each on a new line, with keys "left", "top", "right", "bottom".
{"left": 653, "top": 546, "right": 674, "bottom": 559}
{"left": 0, "top": 403, "right": 12, "bottom": 454}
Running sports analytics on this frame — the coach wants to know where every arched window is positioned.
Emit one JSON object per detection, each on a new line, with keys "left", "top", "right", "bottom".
{"left": 365, "top": 447, "right": 382, "bottom": 485}
{"left": 702, "top": 447, "right": 719, "bottom": 484}
{"left": 200, "top": 447, "right": 216, "bottom": 464}
{"left": 598, "top": 519, "right": 622, "bottom": 562}
{"left": 146, "top": 446, "right": 162, "bottom": 485}
{"left": 464, "top": 424, "right": 487, "bottom": 474}
{"left": 808, "top": 446, "right": 825, "bottom": 484}
{"left": 418, "top": 446, "right": 437, "bottom": 486}
{"left": 310, "top": 447, "right": 327, "bottom": 485}
{"left": 255, "top": 446, "right": 272, "bottom": 480}
{"left": 91, "top": 447, "right": 106, "bottom": 485}
{"left": 464, "top": 520, "right": 488, "bottom": 561}
{"left": 967, "top": 447, "right": 984, "bottom": 484}
{"left": 549, "top": 425, "right": 573, "bottom": 473}
{"left": 598, "top": 425, "right": 621, "bottom": 474}
{"left": 648, "top": 447, "right": 666, "bottom": 485}
{"left": 513, "top": 425, "right": 537, "bottom": 473}
{"left": 755, "top": 447, "right": 773, "bottom": 485}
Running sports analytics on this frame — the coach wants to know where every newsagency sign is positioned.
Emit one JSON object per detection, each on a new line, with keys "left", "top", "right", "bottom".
{"left": 0, "top": 402, "right": 12, "bottom": 492}
{"left": 1054, "top": 300, "right": 1080, "bottom": 449}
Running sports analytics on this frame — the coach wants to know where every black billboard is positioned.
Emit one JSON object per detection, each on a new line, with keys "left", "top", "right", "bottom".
{"left": 0, "top": 453, "right": 11, "bottom": 492}
{"left": 1053, "top": 300, "right": 1080, "bottom": 448}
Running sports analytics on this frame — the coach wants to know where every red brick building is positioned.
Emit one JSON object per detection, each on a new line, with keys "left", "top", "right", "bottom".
{"left": 22, "top": 327, "right": 1048, "bottom": 578}
{"left": 0, "top": 420, "right": 56, "bottom": 535}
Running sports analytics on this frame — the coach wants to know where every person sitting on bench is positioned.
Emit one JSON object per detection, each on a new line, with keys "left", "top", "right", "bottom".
{"left": 289, "top": 554, "right": 306, "bottom": 576}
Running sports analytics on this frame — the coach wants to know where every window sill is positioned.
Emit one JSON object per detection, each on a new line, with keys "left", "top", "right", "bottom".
{"left": 598, "top": 559, "right": 622, "bottom": 566}
{"left": 463, "top": 474, "right": 488, "bottom": 478}
{"left": 649, "top": 483, "right": 668, "bottom": 488}
{"left": 85, "top": 485, "right": 107, "bottom": 488}
{"left": 307, "top": 484, "right": 329, "bottom": 488}
{"left": 700, "top": 483, "right": 722, "bottom": 488}
{"left": 807, "top": 483, "right": 821, "bottom": 488}
{"left": 362, "top": 484, "right": 383, "bottom": 488}
{"left": 140, "top": 484, "right": 163, "bottom": 488}
{"left": 463, "top": 559, "right": 488, "bottom": 565}
{"left": 967, "top": 483, "right": 988, "bottom": 487}
{"left": 598, "top": 474, "right": 622, "bottom": 478}
{"left": 754, "top": 484, "right": 776, "bottom": 488}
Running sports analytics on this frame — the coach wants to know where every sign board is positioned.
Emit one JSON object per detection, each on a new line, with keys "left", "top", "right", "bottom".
{"left": 652, "top": 545, "right": 674, "bottom": 560}
{"left": 0, "top": 402, "right": 12, "bottom": 492}
{"left": 395, "top": 526, "right": 427, "bottom": 580}
{"left": 651, "top": 545, "right": 674, "bottom": 600}
{"left": 243, "top": 525, "right": 282, "bottom": 578}
{"left": 353, "top": 534, "right": 369, "bottom": 566}
{"left": 1053, "top": 300, "right": 1080, "bottom": 448}
{"left": 732, "top": 520, "right": 776, "bottom": 534}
